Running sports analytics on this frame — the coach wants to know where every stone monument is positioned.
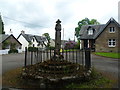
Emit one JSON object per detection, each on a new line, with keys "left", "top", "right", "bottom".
{"left": 55, "top": 19, "right": 61, "bottom": 56}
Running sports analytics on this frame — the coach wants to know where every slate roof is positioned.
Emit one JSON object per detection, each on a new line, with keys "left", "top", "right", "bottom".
{"left": 0, "top": 34, "right": 9, "bottom": 43}
{"left": 79, "top": 18, "right": 120, "bottom": 40}
{"left": 22, "top": 34, "right": 33, "bottom": 42}
{"left": 18, "top": 34, "right": 47, "bottom": 43}
{"left": 79, "top": 24, "right": 105, "bottom": 39}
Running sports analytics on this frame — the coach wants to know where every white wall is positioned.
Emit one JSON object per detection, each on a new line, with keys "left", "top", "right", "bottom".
{"left": 32, "top": 37, "right": 38, "bottom": 47}
{"left": 18, "top": 35, "right": 29, "bottom": 51}
{"left": 50, "top": 39, "right": 55, "bottom": 47}
{"left": 0, "top": 49, "right": 9, "bottom": 55}
{"left": 80, "top": 40, "right": 82, "bottom": 49}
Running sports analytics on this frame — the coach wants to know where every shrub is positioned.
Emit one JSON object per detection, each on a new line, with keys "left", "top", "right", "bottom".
{"left": 64, "top": 41, "right": 77, "bottom": 49}
{"left": 28, "top": 47, "right": 38, "bottom": 52}
{"left": 48, "top": 46, "right": 55, "bottom": 50}
{"left": 8, "top": 49, "right": 18, "bottom": 54}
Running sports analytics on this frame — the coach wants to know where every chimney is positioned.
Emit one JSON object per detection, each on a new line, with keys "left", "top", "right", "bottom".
{"left": 9, "top": 29, "right": 13, "bottom": 35}
{"left": 21, "top": 30, "right": 25, "bottom": 34}
{"left": 118, "top": 1, "right": 120, "bottom": 24}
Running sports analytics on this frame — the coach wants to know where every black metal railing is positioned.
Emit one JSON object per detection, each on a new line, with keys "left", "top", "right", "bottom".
{"left": 24, "top": 47, "right": 91, "bottom": 69}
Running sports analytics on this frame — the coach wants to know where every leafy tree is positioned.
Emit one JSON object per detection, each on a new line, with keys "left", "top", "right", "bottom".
{"left": 2, "top": 40, "right": 10, "bottom": 49}
{"left": 75, "top": 18, "right": 100, "bottom": 40}
{"left": 42, "top": 33, "right": 51, "bottom": 47}
{"left": 0, "top": 22, "right": 5, "bottom": 34}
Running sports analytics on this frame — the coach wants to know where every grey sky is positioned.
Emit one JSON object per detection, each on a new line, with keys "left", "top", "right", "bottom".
{"left": 0, "top": 0, "right": 119, "bottom": 40}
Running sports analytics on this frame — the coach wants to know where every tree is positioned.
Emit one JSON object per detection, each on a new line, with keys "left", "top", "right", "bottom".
{"left": 0, "top": 14, "right": 5, "bottom": 34}
{"left": 75, "top": 18, "right": 100, "bottom": 40}
{"left": 42, "top": 33, "right": 51, "bottom": 47}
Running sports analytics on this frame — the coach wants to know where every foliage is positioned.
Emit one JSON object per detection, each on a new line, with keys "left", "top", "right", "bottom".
{"left": 2, "top": 40, "right": 10, "bottom": 49}
{"left": 28, "top": 47, "right": 38, "bottom": 52}
{"left": 28, "top": 42, "right": 32, "bottom": 47}
{"left": 0, "top": 22, "right": 5, "bottom": 34}
{"left": 64, "top": 41, "right": 79, "bottom": 49}
{"left": 47, "top": 46, "right": 55, "bottom": 50}
{"left": 74, "top": 40, "right": 80, "bottom": 49}
{"left": 10, "top": 43, "right": 16, "bottom": 50}
{"left": 75, "top": 18, "right": 100, "bottom": 40}
{"left": 42, "top": 33, "right": 51, "bottom": 47}
{"left": 8, "top": 49, "right": 18, "bottom": 53}
{"left": 95, "top": 52, "right": 120, "bottom": 59}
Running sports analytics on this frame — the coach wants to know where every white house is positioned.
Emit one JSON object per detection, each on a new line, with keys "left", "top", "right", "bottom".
{"left": 49, "top": 39, "right": 55, "bottom": 47}
{"left": 17, "top": 31, "right": 48, "bottom": 51}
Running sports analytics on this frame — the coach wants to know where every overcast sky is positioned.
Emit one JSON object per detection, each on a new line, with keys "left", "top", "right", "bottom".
{"left": 0, "top": 0, "right": 119, "bottom": 40}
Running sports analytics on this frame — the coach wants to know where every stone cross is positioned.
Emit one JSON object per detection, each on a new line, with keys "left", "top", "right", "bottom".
{"left": 55, "top": 19, "right": 61, "bottom": 55}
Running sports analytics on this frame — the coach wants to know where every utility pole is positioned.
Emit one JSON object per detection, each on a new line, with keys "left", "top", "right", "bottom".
{"left": 74, "top": 31, "right": 75, "bottom": 42}
{"left": 63, "top": 28, "right": 64, "bottom": 48}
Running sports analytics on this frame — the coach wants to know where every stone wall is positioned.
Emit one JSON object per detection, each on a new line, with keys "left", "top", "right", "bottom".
{"left": 95, "top": 22, "right": 120, "bottom": 52}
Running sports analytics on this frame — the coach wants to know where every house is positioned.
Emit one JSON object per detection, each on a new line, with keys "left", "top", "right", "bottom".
{"left": 79, "top": 18, "right": 120, "bottom": 53}
{"left": 0, "top": 34, "right": 22, "bottom": 54}
{"left": 49, "top": 39, "right": 55, "bottom": 47}
{"left": 17, "top": 31, "right": 48, "bottom": 51}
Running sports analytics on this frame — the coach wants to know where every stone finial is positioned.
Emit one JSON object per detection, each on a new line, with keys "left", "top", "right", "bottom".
{"left": 9, "top": 29, "right": 13, "bottom": 34}
{"left": 55, "top": 19, "right": 61, "bottom": 31}
{"left": 56, "top": 19, "right": 61, "bottom": 24}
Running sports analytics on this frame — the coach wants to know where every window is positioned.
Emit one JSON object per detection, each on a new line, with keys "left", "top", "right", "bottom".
{"left": 88, "top": 29, "right": 93, "bottom": 35}
{"left": 108, "top": 39, "right": 116, "bottom": 47}
{"left": 109, "top": 27, "right": 115, "bottom": 33}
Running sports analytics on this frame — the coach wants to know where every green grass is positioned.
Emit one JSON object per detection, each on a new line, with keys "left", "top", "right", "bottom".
{"left": 66, "top": 77, "right": 113, "bottom": 88}
{"left": 94, "top": 52, "right": 120, "bottom": 59}
{"left": 66, "top": 68, "right": 115, "bottom": 88}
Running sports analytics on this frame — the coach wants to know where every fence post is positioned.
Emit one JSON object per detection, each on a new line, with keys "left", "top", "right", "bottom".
{"left": 25, "top": 47, "right": 27, "bottom": 67}
{"left": 85, "top": 48, "right": 91, "bottom": 70}
{"left": 31, "top": 51, "right": 33, "bottom": 65}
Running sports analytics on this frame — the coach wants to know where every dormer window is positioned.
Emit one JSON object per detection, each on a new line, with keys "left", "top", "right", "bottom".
{"left": 109, "top": 27, "right": 115, "bottom": 33}
{"left": 88, "top": 29, "right": 94, "bottom": 35}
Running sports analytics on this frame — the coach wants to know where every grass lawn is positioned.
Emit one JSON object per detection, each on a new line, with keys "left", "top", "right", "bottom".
{"left": 94, "top": 52, "right": 120, "bottom": 59}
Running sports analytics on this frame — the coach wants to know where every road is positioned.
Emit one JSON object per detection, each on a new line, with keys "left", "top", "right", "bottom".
{"left": 91, "top": 54, "right": 118, "bottom": 77}
{"left": 2, "top": 53, "right": 25, "bottom": 75}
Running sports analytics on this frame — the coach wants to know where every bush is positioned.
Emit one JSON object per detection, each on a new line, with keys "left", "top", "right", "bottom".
{"left": 64, "top": 41, "right": 77, "bottom": 49}
{"left": 8, "top": 49, "right": 18, "bottom": 54}
{"left": 28, "top": 47, "right": 38, "bottom": 52}
{"left": 48, "top": 46, "right": 55, "bottom": 50}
